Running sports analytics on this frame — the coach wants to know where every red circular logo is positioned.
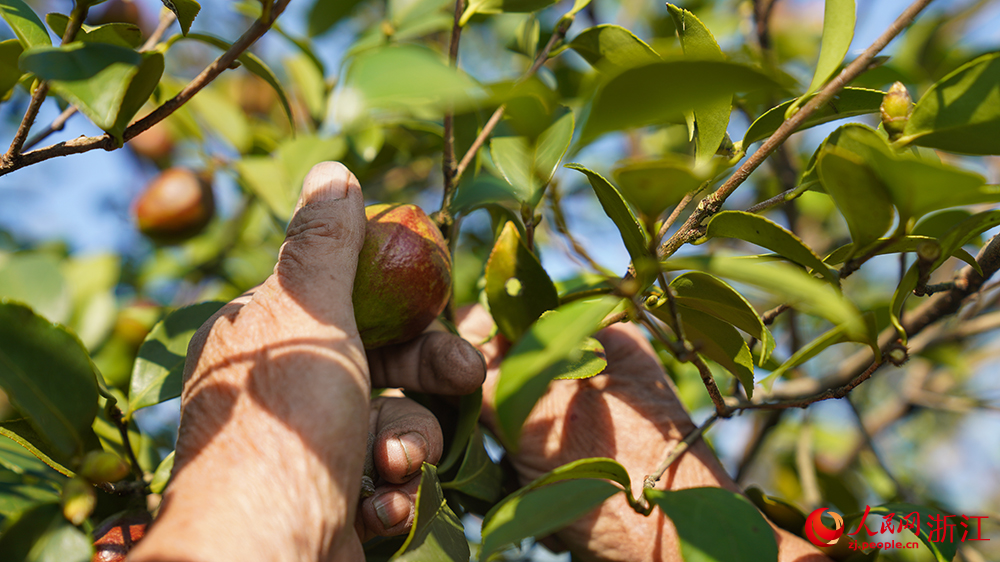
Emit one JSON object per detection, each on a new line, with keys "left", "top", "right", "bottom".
{"left": 804, "top": 508, "right": 845, "bottom": 547}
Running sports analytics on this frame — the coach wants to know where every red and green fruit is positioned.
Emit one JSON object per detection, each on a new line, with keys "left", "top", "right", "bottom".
{"left": 91, "top": 511, "right": 151, "bottom": 562}
{"left": 353, "top": 204, "right": 452, "bottom": 348}
{"left": 133, "top": 168, "right": 215, "bottom": 244}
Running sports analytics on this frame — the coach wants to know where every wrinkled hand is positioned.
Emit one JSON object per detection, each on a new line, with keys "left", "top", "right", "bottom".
{"left": 456, "top": 305, "right": 830, "bottom": 562}
{"left": 130, "top": 162, "right": 484, "bottom": 562}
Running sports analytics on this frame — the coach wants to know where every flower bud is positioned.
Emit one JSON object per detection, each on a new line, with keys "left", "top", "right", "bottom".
{"left": 881, "top": 82, "right": 913, "bottom": 141}
{"left": 79, "top": 451, "right": 130, "bottom": 484}
{"left": 916, "top": 240, "right": 942, "bottom": 263}
{"left": 888, "top": 346, "right": 908, "bottom": 367}
{"left": 61, "top": 477, "right": 96, "bottom": 526}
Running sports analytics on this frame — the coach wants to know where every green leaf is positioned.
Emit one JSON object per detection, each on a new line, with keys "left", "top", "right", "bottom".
{"left": 45, "top": 14, "right": 142, "bottom": 48}
{"left": 161, "top": 0, "right": 200, "bottom": 36}
{"left": 495, "top": 296, "right": 623, "bottom": 448}
{"left": 19, "top": 42, "right": 143, "bottom": 132}
{"left": 0, "top": 502, "right": 92, "bottom": 562}
{"left": 485, "top": 222, "right": 560, "bottom": 342}
{"left": 481, "top": 478, "right": 620, "bottom": 560}
{"left": 568, "top": 24, "right": 660, "bottom": 73}
{"left": 459, "top": 0, "right": 558, "bottom": 26}
{"left": 743, "top": 87, "right": 884, "bottom": 146}
{"left": 437, "top": 390, "right": 481, "bottom": 474}
{"left": 899, "top": 52, "right": 1000, "bottom": 155}
{"left": 0, "top": 0, "right": 51, "bottom": 49}
{"left": 0, "top": 303, "right": 100, "bottom": 466}
{"left": 581, "top": 60, "right": 776, "bottom": 144}
{"left": 440, "top": 427, "right": 502, "bottom": 503}
{"left": 0, "top": 39, "right": 22, "bottom": 98}
{"left": 816, "top": 147, "right": 894, "bottom": 255}
{"left": 824, "top": 236, "right": 979, "bottom": 272}
{"left": 391, "top": 464, "right": 469, "bottom": 562}
{"left": 652, "top": 303, "right": 755, "bottom": 395}
{"left": 187, "top": 83, "right": 252, "bottom": 153}
{"left": 913, "top": 210, "right": 973, "bottom": 240}
{"left": 551, "top": 337, "right": 606, "bottom": 380}
{"left": 565, "top": 164, "right": 652, "bottom": 285}
{"left": 0, "top": 419, "right": 84, "bottom": 477}
{"left": 0, "top": 252, "right": 71, "bottom": 325}
{"left": 344, "top": 45, "right": 482, "bottom": 116}
{"left": 450, "top": 175, "right": 521, "bottom": 216}
{"left": 235, "top": 158, "right": 291, "bottom": 220}
{"left": 285, "top": 53, "right": 327, "bottom": 122}
{"left": 759, "top": 315, "right": 878, "bottom": 388}
{"left": 108, "top": 52, "right": 164, "bottom": 142}
{"left": 611, "top": 156, "right": 704, "bottom": 219}
{"left": 0, "top": 466, "right": 60, "bottom": 522}
{"left": 183, "top": 33, "right": 294, "bottom": 128}
{"left": 666, "top": 4, "right": 730, "bottom": 164}
{"left": 786, "top": 0, "right": 855, "bottom": 118}
{"left": 669, "top": 271, "right": 774, "bottom": 364}
{"left": 866, "top": 504, "right": 959, "bottom": 562}
{"left": 662, "top": 255, "right": 865, "bottom": 337}
{"left": 645, "top": 487, "right": 778, "bottom": 562}
{"left": 491, "top": 108, "right": 574, "bottom": 208}
{"left": 306, "top": 0, "right": 365, "bottom": 37}
{"left": 703, "top": 211, "right": 839, "bottom": 286}
{"left": 149, "top": 450, "right": 174, "bottom": 494}
{"left": 128, "top": 301, "right": 226, "bottom": 417}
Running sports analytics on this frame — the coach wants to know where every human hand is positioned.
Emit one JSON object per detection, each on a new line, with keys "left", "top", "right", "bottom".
{"left": 456, "top": 305, "right": 830, "bottom": 562}
{"left": 129, "top": 162, "right": 485, "bottom": 562}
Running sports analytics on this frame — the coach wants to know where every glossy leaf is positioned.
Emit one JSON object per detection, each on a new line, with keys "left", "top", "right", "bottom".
{"left": 581, "top": 60, "right": 776, "bottom": 144}
{"left": 899, "top": 52, "right": 1000, "bottom": 155}
{"left": 669, "top": 271, "right": 774, "bottom": 364}
{"left": 307, "top": 0, "right": 365, "bottom": 37}
{"left": 824, "top": 236, "right": 978, "bottom": 272}
{"left": 0, "top": 39, "right": 21, "bottom": 98}
{"left": 20, "top": 42, "right": 141, "bottom": 132}
{"left": 551, "top": 337, "right": 606, "bottom": 380}
{"left": 108, "top": 52, "right": 164, "bottom": 142}
{"left": 128, "top": 301, "right": 226, "bottom": 417}
{"left": 816, "top": 147, "right": 894, "bottom": 255}
{"left": 703, "top": 211, "right": 838, "bottom": 286}
{"left": 162, "top": 0, "right": 200, "bottom": 36}
{"left": 481, "top": 478, "right": 620, "bottom": 560}
{"left": 0, "top": 0, "right": 50, "bottom": 49}
{"left": 667, "top": 3, "right": 730, "bottom": 164}
{"left": 645, "top": 487, "right": 778, "bottom": 562}
{"left": 495, "top": 296, "right": 623, "bottom": 448}
{"left": 566, "top": 164, "right": 652, "bottom": 285}
{"left": 0, "top": 252, "right": 70, "bottom": 325}
{"left": 760, "top": 314, "right": 879, "bottom": 388}
{"left": 786, "top": 0, "right": 855, "bottom": 118}
{"left": 866, "top": 504, "right": 959, "bottom": 562}
{"left": 45, "top": 14, "right": 142, "bottom": 48}
{"left": 149, "top": 450, "right": 174, "bottom": 494}
{"left": 0, "top": 502, "right": 92, "bottom": 562}
{"left": 459, "top": 0, "right": 558, "bottom": 25}
{"left": 491, "top": 108, "right": 574, "bottom": 207}
{"left": 662, "top": 256, "right": 865, "bottom": 337}
{"left": 913, "top": 210, "right": 973, "bottom": 240}
{"left": 440, "top": 427, "right": 502, "bottom": 503}
{"left": 0, "top": 419, "right": 84, "bottom": 477}
{"left": 450, "top": 175, "right": 521, "bottom": 216}
{"left": 391, "top": 464, "right": 469, "bottom": 562}
{"left": 485, "top": 222, "right": 559, "bottom": 342}
{"left": 673, "top": 304, "right": 755, "bottom": 394}
{"left": 184, "top": 33, "right": 294, "bottom": 128}
{"left": 611, "top": 156, "right": 703, "bottom": 219}
{"left": 437, "top": 389, "right": 481, "bottom": 474}
{"left": 0, "top": 303, "right": 100, "bottom": 466}
{"left": 568, "top": 24, "right": 660, "bottom": 73}
{"left": 743, "top": 87, "right": 884, "bottom": 146}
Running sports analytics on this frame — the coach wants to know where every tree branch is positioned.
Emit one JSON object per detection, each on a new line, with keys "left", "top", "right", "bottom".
{"left": 436, "top": 0, "right": 466, "bottom": 237}
{"left": 0, "top": 0, "right": 290, "bottom": 178}
{"left": 643, "top": 414, "right": 718, "bottom": 490}
{"left": 656, "top": 0, "right": 936, "bottom": 260}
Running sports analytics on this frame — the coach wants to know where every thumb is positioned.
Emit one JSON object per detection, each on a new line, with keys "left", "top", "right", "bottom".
{"left": 270, "top": 161, "right": 366, "bottom": 328}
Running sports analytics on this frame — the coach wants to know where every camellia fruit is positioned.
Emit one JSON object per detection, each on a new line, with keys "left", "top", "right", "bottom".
{"left": 353, "top": 204, "right": 452, "bottom": 348}
{"left": 91, "top": 510, "right": 151, "bottom": 562}
{"left": 133, "top": 168, "right": 215, "bottom": 244}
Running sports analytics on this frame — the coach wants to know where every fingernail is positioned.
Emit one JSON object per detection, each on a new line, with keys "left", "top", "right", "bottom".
{"left": 373, "top": 491, "right": 411, "bottom": 529}
{"left": 393, "top": 432, "right": 428, "bottom": 474}
{"left": 301, "top": 162, "right": 353, "bottom": 203}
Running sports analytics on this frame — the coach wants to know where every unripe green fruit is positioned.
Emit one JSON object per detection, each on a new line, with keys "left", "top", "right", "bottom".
{"left": 881, "top": 81, "right": 913, "bottom": 141}
{"left": 79, "top": 451, "right": 130, "bottom": 484}
{"left": 353, "top": 204, "right": 452, "bottom": 348}
{"left": 61, "top": 477, "right": 96, "bottom": 526}
{"left": 92, "top": 510, "right": 151, "bottom": 562}
{"left": 134, "top": 168, "right": 215, "bottom": 244}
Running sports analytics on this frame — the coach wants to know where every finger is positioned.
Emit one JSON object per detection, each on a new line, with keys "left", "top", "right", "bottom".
{"left": 356, "top": 477, "right": 422, "bottom": 541}
{"left": 367, "top": 331, "right": 486, "bottom": 395}
{"left": 370, "top": 396, "right": 443, "bottom": 483}
{"left": 259, "top": 161, "right": 367, "bottom": 330}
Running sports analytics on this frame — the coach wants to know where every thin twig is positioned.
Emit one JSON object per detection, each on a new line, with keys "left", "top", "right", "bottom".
{"left": 735, "top": 410, "right": 783, "bottom": 484}
{"left": 656, "top": 190, "right": 697, "bottom": 241}
{"left": 732, "top": 359, "right": 884, "bottom": 412}
{"left": 761, "top": 303, "right": 790, "bottom": 325}
{"left": 1, "top": 0, "right": 291, "bottom": 177}
{"left": 549, "top": 182, "right": 609, "bottom": 274}
{"left": 657, "top": 0, "right": 936, "bottom": 260}
{"left": 744, "top": 186, "right": 800, "bottom": 214}
{"left": 22, "top": 12, "right": 178, "bottom": 152}
{"left": 845, "top": 396, "right": 911, "bottom": 501}
{"left": 107, "top": 403, "right": 144, "bottom": 481}
{"left": 643, "top": 414, "right": 718, "bottom": 489}
{"left": 452, "top": 17, "right": 573, "bottom": 184}
{"left": 437, "top": 0, "right": 466, "bottom": 236}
